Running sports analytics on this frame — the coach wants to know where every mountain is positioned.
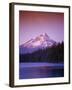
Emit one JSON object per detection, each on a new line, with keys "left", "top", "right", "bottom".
{"left": 20, "top": 33, "right": 56, "bottom": 54}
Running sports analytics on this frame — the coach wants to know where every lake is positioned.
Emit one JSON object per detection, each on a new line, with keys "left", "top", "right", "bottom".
{"left": 19, "top": 63, "right": 64, "bottom": 79}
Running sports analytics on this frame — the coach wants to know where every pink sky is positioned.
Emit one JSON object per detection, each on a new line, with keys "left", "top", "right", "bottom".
{"left": 19, "top": 11, "right": 64, "bottom": 45}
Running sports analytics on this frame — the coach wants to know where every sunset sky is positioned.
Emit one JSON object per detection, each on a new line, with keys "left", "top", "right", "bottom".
{"left": 19, "top": 11, "right": 64, "bottom": 45}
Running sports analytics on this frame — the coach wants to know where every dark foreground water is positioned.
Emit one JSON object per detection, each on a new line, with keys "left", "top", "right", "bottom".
{"left": 19, "top": 63, "right": 64, "bottom": 79}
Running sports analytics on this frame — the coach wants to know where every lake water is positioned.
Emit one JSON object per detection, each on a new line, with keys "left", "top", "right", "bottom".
{"left": 19, "top": 63, "right": 64, "bottom": 79}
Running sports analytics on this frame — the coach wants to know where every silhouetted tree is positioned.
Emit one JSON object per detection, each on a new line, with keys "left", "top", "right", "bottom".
{"left": 20, "top": 42, "right": 64, "bottom": 63}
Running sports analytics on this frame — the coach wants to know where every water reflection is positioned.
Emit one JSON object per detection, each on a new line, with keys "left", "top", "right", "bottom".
{"left": 19, "top": 63, "right": 64, "bottom": 79}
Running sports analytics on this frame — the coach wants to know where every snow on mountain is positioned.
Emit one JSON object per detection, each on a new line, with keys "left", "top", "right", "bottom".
{"left": 20, "top": 33, "right": 56, "bottom": 54}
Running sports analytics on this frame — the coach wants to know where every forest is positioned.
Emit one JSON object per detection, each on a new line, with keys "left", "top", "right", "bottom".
{"left": 20, "top": 42, "right": 64, "bottom": 63}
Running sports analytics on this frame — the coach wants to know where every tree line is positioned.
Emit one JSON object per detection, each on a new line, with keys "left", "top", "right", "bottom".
{"left": 20, "top": 42, "right": 64, "bottom": 63}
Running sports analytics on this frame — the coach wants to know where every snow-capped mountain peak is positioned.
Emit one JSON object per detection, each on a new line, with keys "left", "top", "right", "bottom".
{"left": 20, "top": 33, "right": 56, "bottom": 54}
{"left": 22, "top": 33, "right": 55, "bottom": 48}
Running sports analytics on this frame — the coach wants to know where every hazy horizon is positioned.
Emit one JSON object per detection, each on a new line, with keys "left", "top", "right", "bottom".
{"left": 19, "top": 11, "right": 64, "bottom": 45}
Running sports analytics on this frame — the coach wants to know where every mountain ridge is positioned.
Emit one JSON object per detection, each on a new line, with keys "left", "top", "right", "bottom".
{"left": 20, "top": 33, "right": 56, "bottom": 54}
